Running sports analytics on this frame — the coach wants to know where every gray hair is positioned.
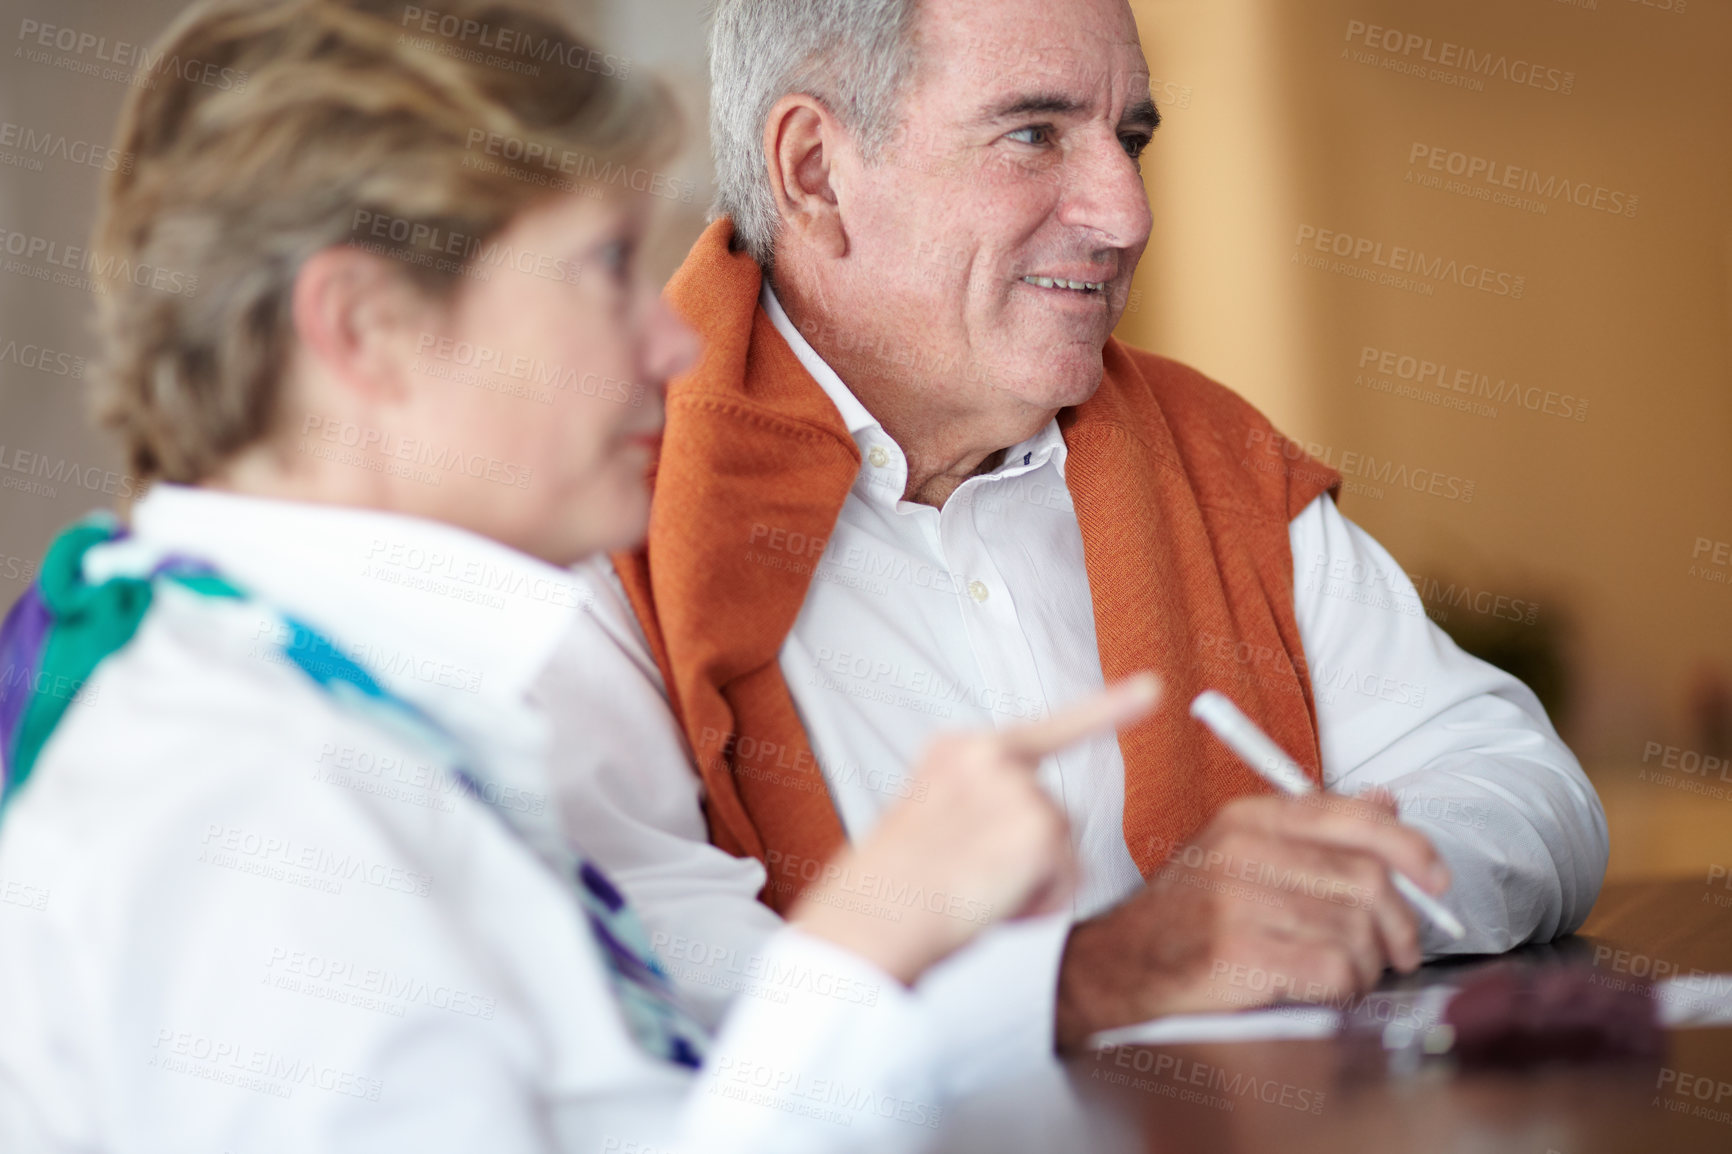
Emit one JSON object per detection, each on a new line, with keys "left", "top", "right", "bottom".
{"left": 709, "top": 0, "right": 922, "bottom": 268}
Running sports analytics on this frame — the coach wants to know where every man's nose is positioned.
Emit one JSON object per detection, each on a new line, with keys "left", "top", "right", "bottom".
{"left": 1054, "top": 133, "right": 1153, "bottom": 253}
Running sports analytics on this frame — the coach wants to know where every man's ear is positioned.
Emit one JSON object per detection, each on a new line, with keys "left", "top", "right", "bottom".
{"left": 764, "top": 93, "right": 851, "bottom": 261}
{"left": 290, "top": 247, "right": 426, "bottom": 406}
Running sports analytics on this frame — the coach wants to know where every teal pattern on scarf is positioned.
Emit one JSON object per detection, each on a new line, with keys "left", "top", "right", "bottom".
{"left": 0, "top": 513, "right": 706, "bottom": 1069}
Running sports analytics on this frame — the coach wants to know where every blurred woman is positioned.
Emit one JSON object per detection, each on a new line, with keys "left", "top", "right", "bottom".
{"left": 0, "top": 2, "right": 1156, "bottom": 1152}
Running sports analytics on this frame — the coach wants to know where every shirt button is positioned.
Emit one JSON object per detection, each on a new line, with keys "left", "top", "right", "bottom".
{"left": 867, "top": 446, "right": 891, "bottom": 468}
{"left": 968, "top": 580, "right": 990, "bottom": 603}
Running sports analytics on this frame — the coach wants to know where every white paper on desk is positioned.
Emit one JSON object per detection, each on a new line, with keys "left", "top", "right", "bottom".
{"left": 1087, "top": 973, "right": 1732, "bottom": 1049}
{"left": 1657, "top": 974, "right": 1732, "bottom": 1026}
{"left": 1087, "top": 1005, "right": 1342, "bottom": 1050}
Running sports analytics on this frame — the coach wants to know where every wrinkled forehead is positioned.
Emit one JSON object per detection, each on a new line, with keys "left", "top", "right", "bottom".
{"left": 911, "top": 0, "right": 1150, "bottom": 108}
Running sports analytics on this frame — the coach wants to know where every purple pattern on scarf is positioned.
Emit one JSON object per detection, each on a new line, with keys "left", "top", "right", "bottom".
{"left": 150, "top": 553, "right": 218, "bottom": 580}
{"left": 0, "top": 586, "right": 51, "bottom": 772}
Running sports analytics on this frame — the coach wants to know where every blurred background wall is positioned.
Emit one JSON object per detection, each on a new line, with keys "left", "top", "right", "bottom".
{"left": 1, "top": 0, "right": 1726, "bottom": 880}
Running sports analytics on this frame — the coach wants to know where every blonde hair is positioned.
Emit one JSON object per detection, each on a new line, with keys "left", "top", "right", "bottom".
{"left": 92, "top": 0, "right": 669, "bottom": 483}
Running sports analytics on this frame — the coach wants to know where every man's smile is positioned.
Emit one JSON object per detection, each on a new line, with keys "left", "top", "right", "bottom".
{"left": 1021, "top": 274, "right": 1108, "bottom": 293}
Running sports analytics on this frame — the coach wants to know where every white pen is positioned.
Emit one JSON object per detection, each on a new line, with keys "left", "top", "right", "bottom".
{"left": 1189, "top": 689, "right": 1467, "bottom": 942}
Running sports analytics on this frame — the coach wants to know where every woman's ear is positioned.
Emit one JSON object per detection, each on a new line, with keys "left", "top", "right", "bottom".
{"left": 290, "top": 247, "right": 428, "bottom": 406}
{"left": 763, "top": 93, "right": 852, "bottom": 262}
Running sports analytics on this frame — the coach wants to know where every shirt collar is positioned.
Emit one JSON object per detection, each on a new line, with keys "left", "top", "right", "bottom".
{"left": 761, "top": 282, "right": 1071, "bottom": 488}
{"left": 761, "top": 281, "right": 881, "bottom": 440}
{"left": 1000, "top": 419, "right": 1069, "bottom": 480}
{"left": 126, "top": 484, "right": 588, "bottom": 713}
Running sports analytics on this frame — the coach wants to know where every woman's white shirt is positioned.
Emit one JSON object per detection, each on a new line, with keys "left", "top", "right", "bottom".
{"left": 0, "top": 485, "right": 944, "bottom": 1154}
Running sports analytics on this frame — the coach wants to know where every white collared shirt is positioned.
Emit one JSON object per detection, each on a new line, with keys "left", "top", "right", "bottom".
{"left": 0, "top": 485, "right": 947, "bottom": 1154}
{"left": 545, "top": 286, "right": 1608, "bottom": 1091}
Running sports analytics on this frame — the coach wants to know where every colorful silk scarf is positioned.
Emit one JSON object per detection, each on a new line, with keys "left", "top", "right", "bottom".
{"left": 0, "top": 513, "right": 706, "bottom": 1069}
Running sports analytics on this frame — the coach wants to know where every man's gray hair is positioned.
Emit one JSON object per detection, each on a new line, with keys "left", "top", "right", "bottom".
{"left": 709, "top": 0, "right": 922, "bottom": 269}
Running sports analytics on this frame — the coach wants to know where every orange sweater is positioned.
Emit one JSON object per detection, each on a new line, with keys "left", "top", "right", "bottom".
{"left": 613, "top": 220, "right": 1341, "bottom": 912}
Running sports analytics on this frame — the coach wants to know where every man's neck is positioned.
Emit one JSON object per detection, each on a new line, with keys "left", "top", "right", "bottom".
{"left": 892, "top": 424, "right": 1018, "bottom": 509}
{"left": 773, "top": 277, "right": 1054, "bottom": 509}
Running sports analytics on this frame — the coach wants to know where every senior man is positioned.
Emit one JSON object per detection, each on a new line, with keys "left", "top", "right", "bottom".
{"left": 539, "top": 0, "right": 1607, "bottom": 1080}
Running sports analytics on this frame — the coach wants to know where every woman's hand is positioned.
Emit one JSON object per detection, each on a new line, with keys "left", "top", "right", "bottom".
{"left": 791, "top": 674, "right": 1162, "bottom": 985}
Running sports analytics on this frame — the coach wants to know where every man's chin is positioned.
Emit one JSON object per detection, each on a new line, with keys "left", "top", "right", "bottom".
{"left": 992, "top": 350, "right": 1107, "bottom": 410}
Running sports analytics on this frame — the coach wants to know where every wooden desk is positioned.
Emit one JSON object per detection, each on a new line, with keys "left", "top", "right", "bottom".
{"left": 936, "top": 879, "right": 1732, "bottom": 1152}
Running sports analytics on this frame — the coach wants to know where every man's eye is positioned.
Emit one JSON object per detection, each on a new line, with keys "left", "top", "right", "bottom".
{"left": 1121, "top": 134, "right": 1150, "bottom": 160}
{"left": 1006, "top": 125, "right": 1051, "bottom": 146}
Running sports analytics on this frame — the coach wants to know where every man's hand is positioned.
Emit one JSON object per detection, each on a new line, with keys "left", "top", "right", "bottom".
{"left": 793, "top": 674, "right": 1161, "bottom": 986}
{"left": 1054, "top": 789, "right": 1451, "bottom": 1051}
